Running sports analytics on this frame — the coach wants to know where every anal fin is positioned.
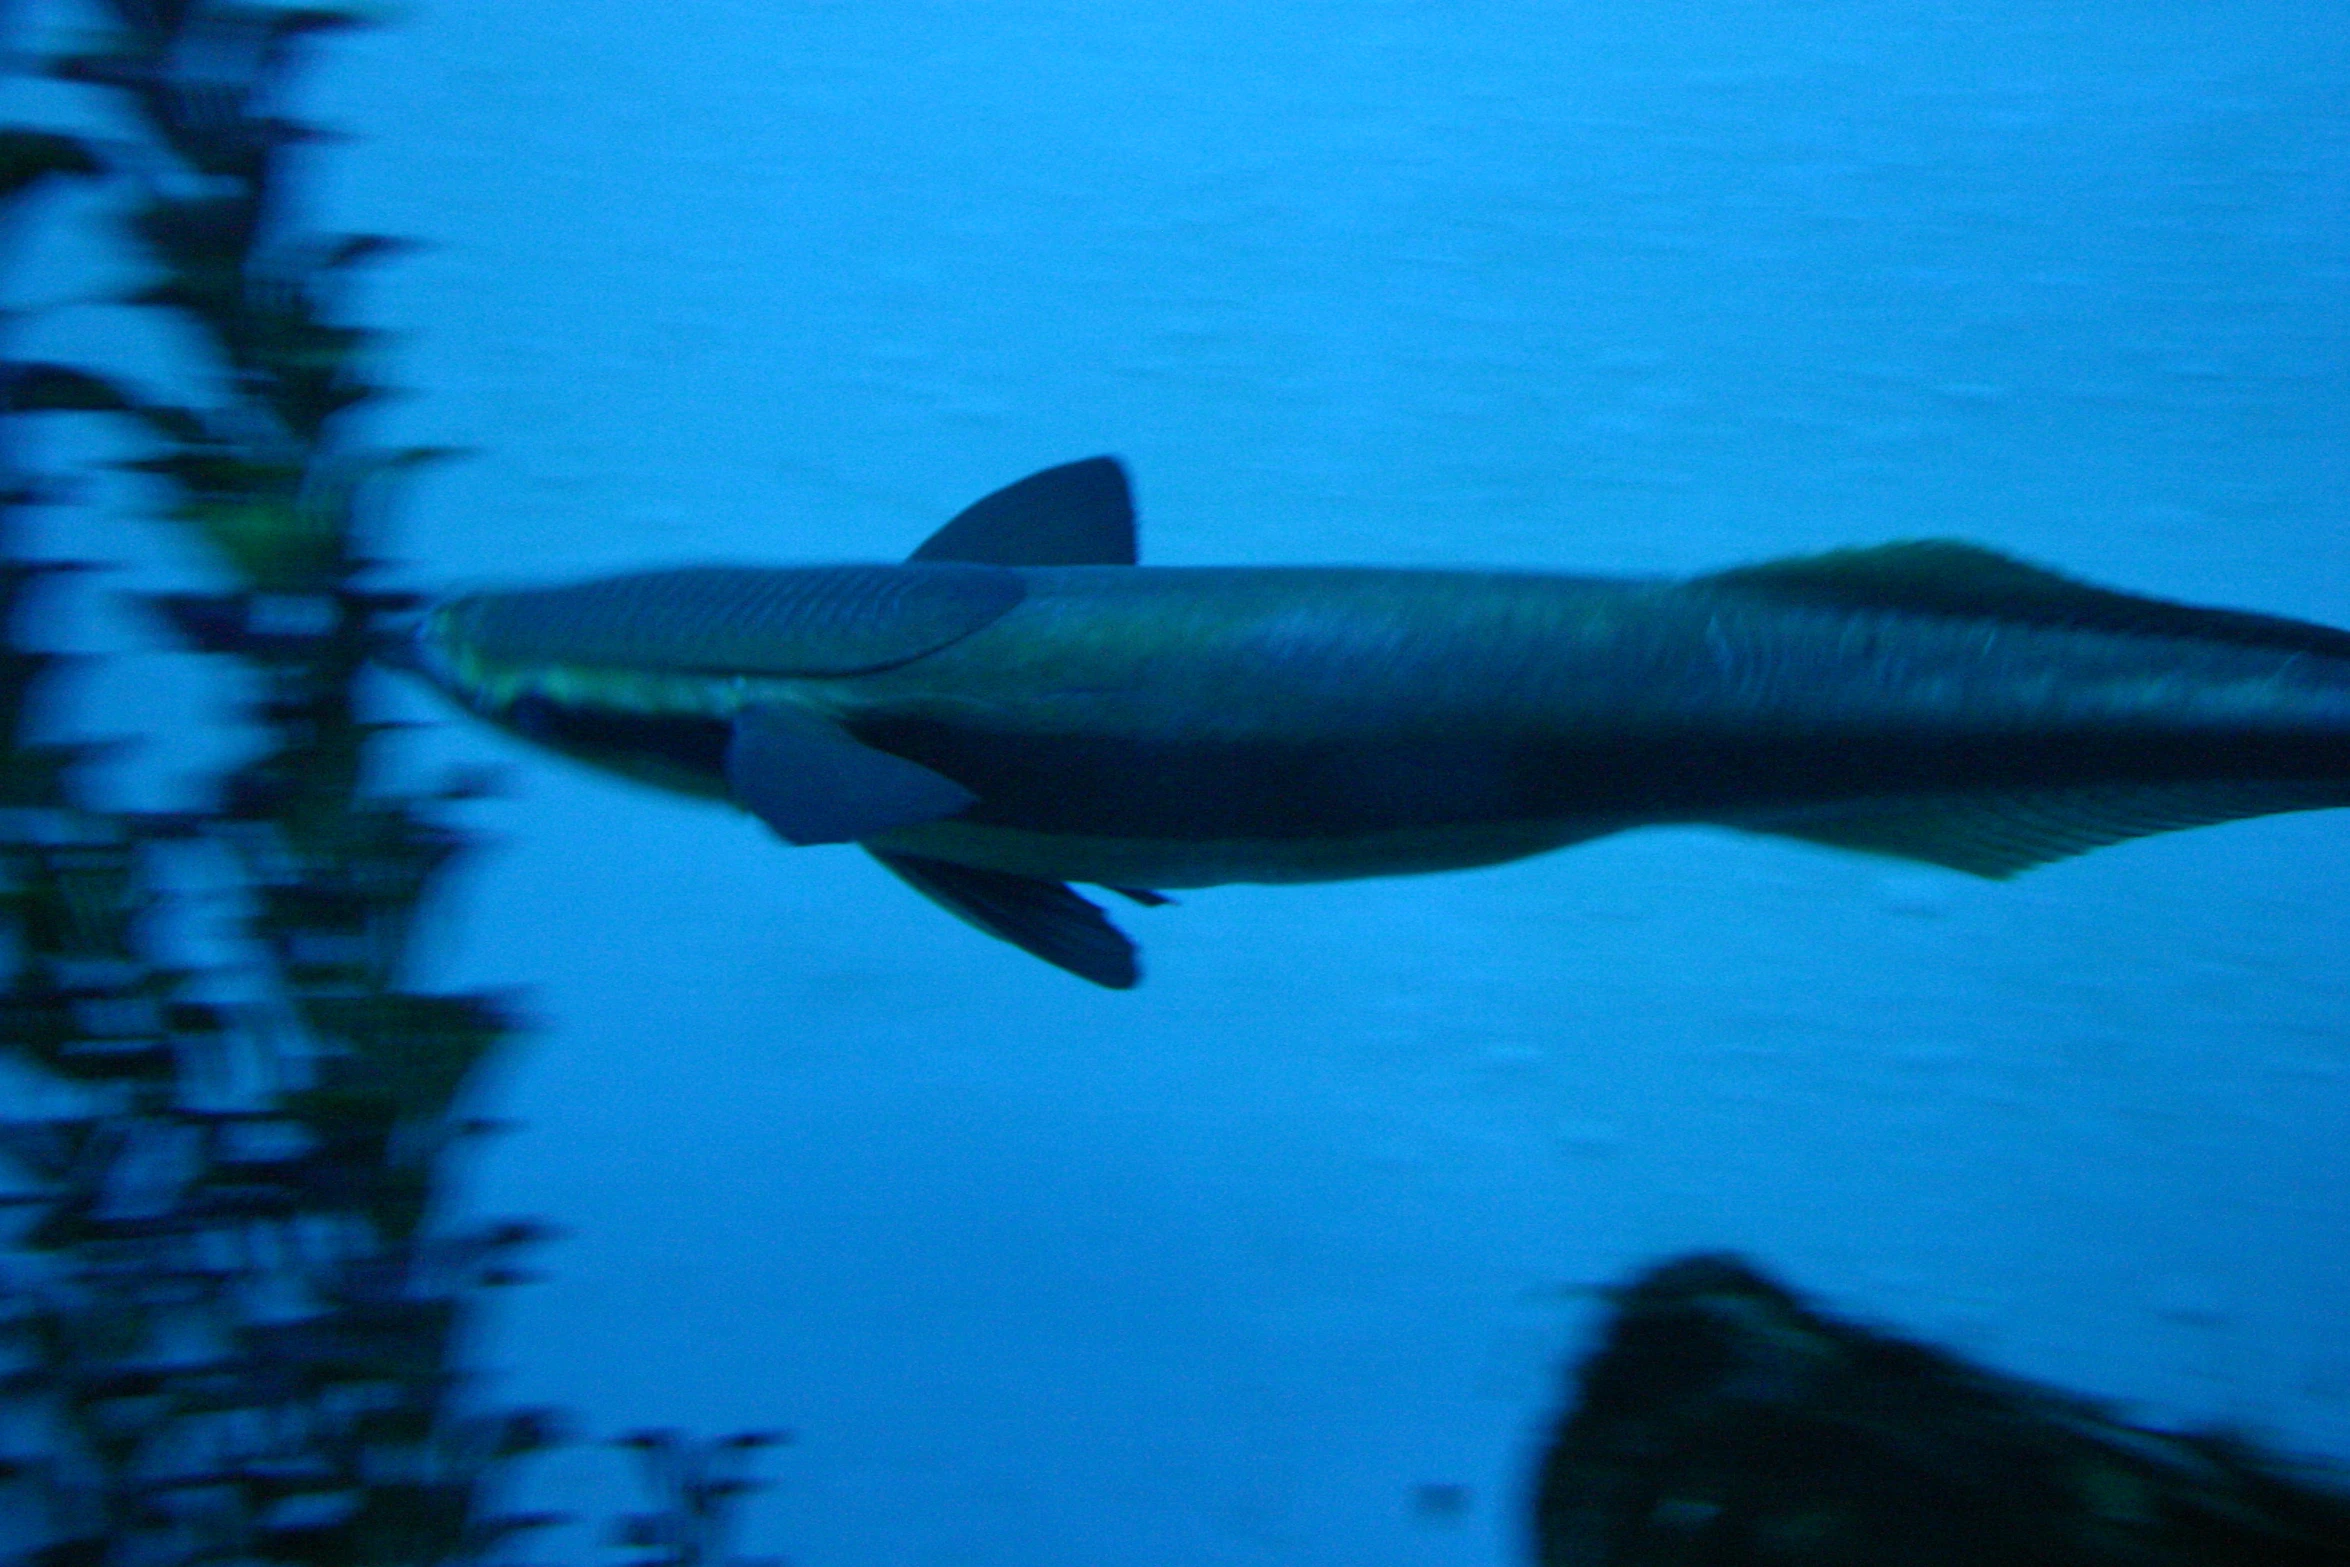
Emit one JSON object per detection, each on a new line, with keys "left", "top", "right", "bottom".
{"left": 870, "top": 850, "right": 1140, "bottom": 989}
{"left": 1749, "top": 779, "right": 2350, "bottom": 878}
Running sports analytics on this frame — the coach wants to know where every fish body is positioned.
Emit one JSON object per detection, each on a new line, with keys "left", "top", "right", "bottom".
{"left": 410, "top": 458, "right": 2350, "bottom": 985}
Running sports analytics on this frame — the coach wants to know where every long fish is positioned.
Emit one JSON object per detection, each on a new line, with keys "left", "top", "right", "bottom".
{"left": 407, "top": 457, "right": 2350, "bottom": 987}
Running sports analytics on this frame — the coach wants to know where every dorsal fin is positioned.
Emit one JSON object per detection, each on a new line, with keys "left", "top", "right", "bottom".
{"left": 1703, "top": 541, "right": 2350, "bottom": 660}
{"left": 909, "top": 457, "right": 1137, "bottom": 567}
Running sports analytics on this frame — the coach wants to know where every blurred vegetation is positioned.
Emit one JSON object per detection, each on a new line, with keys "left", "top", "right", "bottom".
{"left": 1533, "top": 1253, "right": 2350, "bottom": 1566}
{"left": 0, "top": 3, "right": 777, "bottom": 1562}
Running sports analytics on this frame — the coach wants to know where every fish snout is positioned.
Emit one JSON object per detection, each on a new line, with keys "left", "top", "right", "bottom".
{"left": 369, "top": 597, "right": 474, "bottom": 695}
{"left": 367, "top": 609, "right": 428, "bottom": 675}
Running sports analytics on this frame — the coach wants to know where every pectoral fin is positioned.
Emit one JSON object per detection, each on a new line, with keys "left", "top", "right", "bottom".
{"left": 726, "top": 705, "right": 975, "bottom": 845}
{"left": 869, "top": 850, "right": 1140, "bottom": 989}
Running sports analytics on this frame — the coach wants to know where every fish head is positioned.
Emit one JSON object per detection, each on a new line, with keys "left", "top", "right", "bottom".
{"left": 391, "top": 591, "right": 529, "bottom": 724}
{"left": 393, "top": 584, "right": 740, "bottom": 800}
{"left": 387, "top": 563, "right": 1028, "bottom": 801}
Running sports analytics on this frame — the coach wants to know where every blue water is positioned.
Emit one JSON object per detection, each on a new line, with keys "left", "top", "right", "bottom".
{"left": 307, "top": 3, "right": 2350, "bottom": 1560}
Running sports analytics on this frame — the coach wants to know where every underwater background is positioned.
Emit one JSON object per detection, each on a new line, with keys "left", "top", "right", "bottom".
{"left": 130, "top": 1, "right": 2349, "bottom": 1561}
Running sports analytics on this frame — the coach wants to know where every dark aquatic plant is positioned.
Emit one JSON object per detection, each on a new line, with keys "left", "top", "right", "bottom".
{"left": 608, "top": 1430, "right": 791, "bottom": 1567}
{"left": 0, "top": 4, "right": 777, "bottom": 1562}
{"left": 1531, "top": 1253, "right": 2350, "bottom": 1565}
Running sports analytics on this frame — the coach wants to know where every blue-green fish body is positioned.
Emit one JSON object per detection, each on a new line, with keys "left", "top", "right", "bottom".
{"left": 412, "top": 458, "right": 2350, "bottom": 986}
